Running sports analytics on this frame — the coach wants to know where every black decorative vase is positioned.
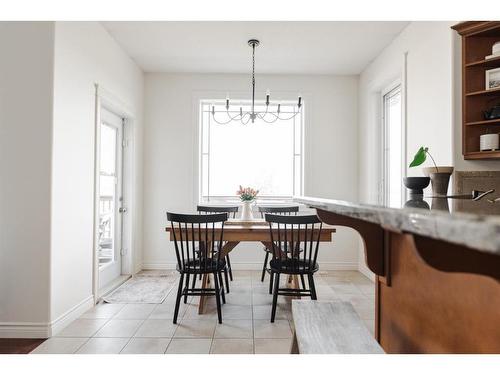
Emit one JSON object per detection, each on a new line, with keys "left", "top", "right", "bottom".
{"left": 403, "top": 177, "right": 431, "bottom": 195}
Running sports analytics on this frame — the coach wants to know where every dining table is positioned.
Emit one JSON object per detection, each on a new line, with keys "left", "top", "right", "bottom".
{"left": 165, "top": 218, "right": 336, "bottom": 314}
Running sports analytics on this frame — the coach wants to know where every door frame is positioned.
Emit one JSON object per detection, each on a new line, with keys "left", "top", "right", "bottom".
{"left": 381, "top": 81, "right": 403, "bottom": 206}
{"left": 93, "top": 84, "right": 137, "bottom": 302}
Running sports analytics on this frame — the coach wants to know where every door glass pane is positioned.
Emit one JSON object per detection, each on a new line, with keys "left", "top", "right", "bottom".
{"left": 99, "top": 123, "right": 117, "bottom": 267}
{"left": 100, "top": 125, "right": 117, "bottom": 174}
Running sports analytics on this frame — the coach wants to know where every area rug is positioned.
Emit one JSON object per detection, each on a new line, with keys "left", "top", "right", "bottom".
{"left": 103, "top": 274, "right": 177, "bottom": 304}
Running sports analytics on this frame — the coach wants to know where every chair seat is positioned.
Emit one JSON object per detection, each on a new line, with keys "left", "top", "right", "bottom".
{"left": 263, "top": 246, "right": 304, "bottom": 254}
{"left": 178, "top": 258, "right": 226, "bottom": 274}
{"left": 269, "top": 259, "right": 318, "bottom": 274}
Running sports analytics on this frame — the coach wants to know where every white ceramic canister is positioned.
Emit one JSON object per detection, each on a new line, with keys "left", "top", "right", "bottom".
{"left": 480, "top": 133, "right": 500, "bottom": 151}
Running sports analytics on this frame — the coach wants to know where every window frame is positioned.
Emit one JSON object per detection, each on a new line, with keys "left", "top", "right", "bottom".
{"left": 198, "top": 98, "right": 304, "bottom": 203}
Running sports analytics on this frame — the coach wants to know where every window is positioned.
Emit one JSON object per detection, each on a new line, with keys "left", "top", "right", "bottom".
{"left": 199, "top": 100, "right": 304, "bottom": 201}
{"left": 382, "top": 85, "right": 404, "bottom": 207}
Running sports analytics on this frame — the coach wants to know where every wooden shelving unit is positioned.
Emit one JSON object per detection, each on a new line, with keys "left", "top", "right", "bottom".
{"left": 452, "top": 22, "right": 500, "bottom": 160}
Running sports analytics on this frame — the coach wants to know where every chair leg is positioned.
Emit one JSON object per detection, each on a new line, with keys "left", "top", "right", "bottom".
{"left": 213, "top": 273, "right": 223, "bottom": 324}
{"left": 226, "top": 255, "right": 233, "bottom": 281}
{"left": 269, "top": 271, "right": 274, "bottom": 294}
{"left": 223, "top": 268, "right": 230, "bottom": 294}
{"left": 308, "top": 274, "right": 317, "bottom": 300}
{"left": 271, "top": 273, "right": 280, "bottom": 323}
{"left": 191, "top": 272, "right": 197, "bottom": 289}
{"left": 300, "top": 274, "right": 306, "bottom": 290}
{"left": 184, "top": 274, "right": 190, "bottom": 303}
{"left": 218, "top": 271, "right": 226, "bottom": 304}
{"left": 173, "top": 273, "right": 184, "bottom": 324}
{"left": 261, "top": 251, "right": 269, "bottom": 282}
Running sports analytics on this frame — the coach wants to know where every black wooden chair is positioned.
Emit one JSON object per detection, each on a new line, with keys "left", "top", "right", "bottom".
{"left": 265, "top": 213, "right": 323, "bottom": 322}
{"left": 167, "top": 212, "right": 228, "bottom": 324}
{"left": 197, "top": 205, "right": 238, "bottom": 292}
{"left": 258, "top": 206, "right": 299, "bottom": 292}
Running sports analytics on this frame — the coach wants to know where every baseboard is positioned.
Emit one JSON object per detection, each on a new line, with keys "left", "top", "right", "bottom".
{"left": 141, "top": 261, "right": 358, "bottom": 271}
{"left": 0, "top": 295, "right": 94, "bottom": 339}
{"left": 49, "top": 295, "right": 95, "bottom": 336}
{"left": 0, "top": 322, "right": 51, "bottom": 338}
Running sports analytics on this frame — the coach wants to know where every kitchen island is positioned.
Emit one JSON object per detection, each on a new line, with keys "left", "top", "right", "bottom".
{"left": 295, "top": 196, "right": 500, "bottom": 353}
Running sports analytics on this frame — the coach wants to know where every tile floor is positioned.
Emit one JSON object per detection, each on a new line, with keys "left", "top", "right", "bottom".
{"left": 31, "top": 270, "right": 375, "bottom": 354}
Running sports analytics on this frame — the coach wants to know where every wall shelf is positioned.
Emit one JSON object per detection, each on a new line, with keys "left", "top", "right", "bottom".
{"left": 466, "top": 118, "right": 500, "bottom": 126}
{"left": 465, "top": 55, "right": 500, "bottom": 68}
{"left": 452, "top": 22, "right": 500, "bottom": 160}
{"left": 464, "top": 150, "right": 500, "bottom": 160}
{"left": 466, "top": 87, "right": 500, "bottom": 97}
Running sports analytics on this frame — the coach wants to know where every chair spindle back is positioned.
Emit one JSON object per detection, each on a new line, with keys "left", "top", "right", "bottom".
{"left": 167, "top": 212, "right": 228, "bottom": 273}
{"left": 265, "top": 214, "right": 323, "bottom": 273}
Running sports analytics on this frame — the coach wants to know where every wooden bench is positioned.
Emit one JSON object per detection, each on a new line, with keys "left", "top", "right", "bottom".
{"left": 290, "top": 300, "right": 384, "bottom": 354}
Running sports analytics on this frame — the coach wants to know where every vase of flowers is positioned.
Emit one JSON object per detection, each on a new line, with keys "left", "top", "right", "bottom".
{"left": 237, "top": 185, "right": 259, "bottom": 220}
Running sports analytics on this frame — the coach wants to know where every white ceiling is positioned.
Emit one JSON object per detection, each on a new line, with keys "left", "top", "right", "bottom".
{"left": 102, "top": 21, "right": 409, "bottom": 75}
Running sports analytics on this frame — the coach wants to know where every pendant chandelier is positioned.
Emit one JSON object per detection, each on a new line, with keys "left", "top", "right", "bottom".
{"left": 211, "top": 39, "right": 302, "bottom": 125}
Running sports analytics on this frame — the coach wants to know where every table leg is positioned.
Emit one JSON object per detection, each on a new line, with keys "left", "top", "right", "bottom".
{"left": 198, "top": 274, "right": 210, "bottom": 314}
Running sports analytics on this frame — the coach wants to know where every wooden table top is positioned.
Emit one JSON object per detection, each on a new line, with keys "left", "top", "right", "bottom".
{"left": 165, "top": 219, "right": 336, "bottom": 242}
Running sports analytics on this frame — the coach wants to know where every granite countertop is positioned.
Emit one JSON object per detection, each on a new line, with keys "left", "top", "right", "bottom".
{"left": 294, "top": 196, "right": 500, "bottom": 256}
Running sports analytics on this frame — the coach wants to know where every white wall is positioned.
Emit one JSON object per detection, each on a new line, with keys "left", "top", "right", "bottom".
{"left": 50, "top": 22, "right": 144, "bottom": 330}
{"left": 0, "top": 22, "right": 54, "bottom": 337}
{"left": 143, "top": 73, "right": 360, "bottom": 270}
{"left": 357, "top": 21, "right": 455, "bottom": 275}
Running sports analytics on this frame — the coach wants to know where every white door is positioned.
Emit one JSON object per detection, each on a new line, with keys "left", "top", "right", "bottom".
{"left": 382, "top": 84, "right": 404, "bottom": 207}
{"left": 98, "top": 108, "right": 124, "bottom": 289}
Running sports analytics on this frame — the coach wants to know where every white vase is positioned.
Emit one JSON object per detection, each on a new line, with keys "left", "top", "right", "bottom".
{"left": 240, "top": 201, "right": 254, "bottom": 220}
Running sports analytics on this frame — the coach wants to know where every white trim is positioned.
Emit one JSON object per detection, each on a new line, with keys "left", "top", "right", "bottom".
{"left": 93, "top": 84, "right": 137, "bottom": 301}
{"left": 49, "top": 295, "right": 94, "bottom": 336}
{"left": 381, "top": 79, "right": 404, "bottom": 207}
{"left": 141, "top": 261, "right": 358, "bottom": 271}
{"left": 0, "top": 295, "right": 94, "bottom": 338}
{"left": 0, "top": 323, "right": 50, "bottom": 339}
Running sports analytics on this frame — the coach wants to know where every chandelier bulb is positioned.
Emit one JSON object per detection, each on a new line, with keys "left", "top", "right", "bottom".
{"left": 298, "top": 95, "right": 302, "bottom": 108}
{"left": 226, "top": 98, "right": 230, "bottom": 110}
{"left": 266, "top": 89, "right": 270, "bottom": 106}
{"left": 277, "top": 103, "right": 281, "bottom": 114}
{"left": 212, "top": 105, "right": 215, "bottom": 115}
{"left": 240, "top": 107, "right": 243, "bottom": 116}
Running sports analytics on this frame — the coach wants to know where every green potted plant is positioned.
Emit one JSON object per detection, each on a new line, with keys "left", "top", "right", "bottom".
{"left": 409, "top": 146, "right": 454, "bottom": 196}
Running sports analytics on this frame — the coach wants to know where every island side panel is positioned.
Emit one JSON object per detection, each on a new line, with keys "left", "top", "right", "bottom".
{"left": 378, "top": 232, "right": 500, "bottom": 353}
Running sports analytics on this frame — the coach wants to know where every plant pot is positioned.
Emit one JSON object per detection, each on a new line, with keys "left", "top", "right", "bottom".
{"left": 403, "top": 177, "right": 430, "bottom": 195}
{"left": 240, "top": 201, "right": 254, "bottom": 220}
{"left": 429, "top": 172, "right": 452, "bottom": 196}
{"left": 422, "top": 166, "right": 454, "bottom": 177}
